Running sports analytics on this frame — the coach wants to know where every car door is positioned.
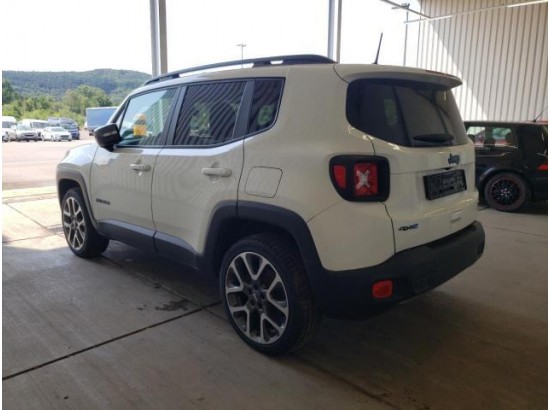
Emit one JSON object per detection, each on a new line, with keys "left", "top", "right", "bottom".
{"left": 151, "top": 80, "right": 251, "bottom": 262}
{"left": 90, "top": 87, "right": 179, "bottom": 250}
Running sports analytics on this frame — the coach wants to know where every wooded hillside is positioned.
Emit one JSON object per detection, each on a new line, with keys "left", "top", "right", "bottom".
{"left": 3, "top": 69, "right": 150, "bottom": 103}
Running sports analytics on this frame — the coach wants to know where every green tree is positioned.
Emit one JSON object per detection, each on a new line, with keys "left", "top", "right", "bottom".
{"left": 2, "top": 79, "right": 20, "bottom": 104}
{"left": 63, "top": 85, "right": 112, "bottom": 115}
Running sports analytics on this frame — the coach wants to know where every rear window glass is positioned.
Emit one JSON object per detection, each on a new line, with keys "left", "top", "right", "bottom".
{"left": 347, "top": 80, "right": 468, "bottom": 147}
{"left": 248, "top": 79, "right": 283, "bottom": 134}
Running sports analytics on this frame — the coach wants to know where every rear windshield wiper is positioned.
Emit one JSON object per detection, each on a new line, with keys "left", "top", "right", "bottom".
{"left": 413, "top": 133, "right": 454, "bottom": 143}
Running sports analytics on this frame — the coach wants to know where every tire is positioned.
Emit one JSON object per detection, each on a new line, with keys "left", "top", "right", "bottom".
{"left": 61, "top": 188, "right": 109, "bottom": 257}
{"left": 220, "top": 233, "right": 320, "bottom": 355}
{"left": 484, "top": 172, "right": 530, "bottom": 212}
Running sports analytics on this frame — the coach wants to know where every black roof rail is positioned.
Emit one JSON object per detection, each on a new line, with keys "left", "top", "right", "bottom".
{"left": 143, "top": 54, "right": 335, "bottom": 86}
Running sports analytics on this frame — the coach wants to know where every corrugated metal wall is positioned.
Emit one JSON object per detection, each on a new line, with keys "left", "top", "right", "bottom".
{"left": 415, "top": 0, "right": 548, "bottom": 121}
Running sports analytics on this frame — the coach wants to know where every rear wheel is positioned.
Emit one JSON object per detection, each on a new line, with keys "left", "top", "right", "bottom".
{"left": 61, "top": 188, "right": 109, "bottom": 257}
{"left": 220, "top": 233, "right": 320, "bottom": 355}
{"left": 484, "top": 172, "right": 530, "bottom": 212}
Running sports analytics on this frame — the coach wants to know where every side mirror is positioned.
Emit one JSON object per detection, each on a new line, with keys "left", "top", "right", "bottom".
{"left": 94, "top": 123, "right": 121, "bottom": 150}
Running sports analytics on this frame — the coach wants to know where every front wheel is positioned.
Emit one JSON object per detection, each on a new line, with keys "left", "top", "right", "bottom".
{"left": 484, "top": 172, "right": 530, "bottom": 212}
{"left": 61, "top": 188, "right": 109, "bottom": 257}
{"left": 220, "top": 233, "right": 320, "bottom": 355}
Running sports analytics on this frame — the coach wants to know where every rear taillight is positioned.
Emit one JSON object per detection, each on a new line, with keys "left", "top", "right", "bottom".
{"left": 354, "top": 163, "right": 378, "bottom": 197}
{"left": 537, "top": 163, "right": 548, "bottom": 171}
{"left": 330, "top": 156, "right": 389, "bottom": 201}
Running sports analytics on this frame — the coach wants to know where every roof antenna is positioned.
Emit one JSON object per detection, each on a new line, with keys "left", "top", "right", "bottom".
{"left": 533, "top": 105, "right": 548, "bottom": 122}
{"left": 374, "top": 33, "right": 384, "bottom": 64}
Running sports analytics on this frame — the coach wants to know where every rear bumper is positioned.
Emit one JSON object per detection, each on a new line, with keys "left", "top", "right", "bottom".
{"left": 309, "top": 221, "right": 485, "bottom": 319}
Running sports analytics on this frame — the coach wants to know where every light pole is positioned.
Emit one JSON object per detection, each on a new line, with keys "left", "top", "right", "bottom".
{"left": 388, "top": 2, "right": 411, "bottom": 66}
{"left": 237, "top": 43, "right": 247, "bottom": 67}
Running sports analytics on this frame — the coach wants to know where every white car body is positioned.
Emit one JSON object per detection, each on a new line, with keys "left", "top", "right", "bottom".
{"left": 20, "top": 119, "right": 49, "bottom": 138}
{"left": 57, "top": 56, "right": 485, "bottom": 353}
{"left": 43, "top": 127, "right": 72, "bottom": 141}
{"left": 2, "top": 115, "right": 17, "bottom": 141}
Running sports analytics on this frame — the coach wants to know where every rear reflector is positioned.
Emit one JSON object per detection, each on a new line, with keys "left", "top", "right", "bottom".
{"left": 333, "top": 165, "right": 347, "bottom": 189}
{"left": 538, "top": 164, "right": 548, "bottom": 171}
{"left": 372, "top": 280, "right": 393, "bottom": 299}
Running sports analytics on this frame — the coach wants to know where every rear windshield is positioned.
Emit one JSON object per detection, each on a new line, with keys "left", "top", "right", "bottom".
{"left": 347, "top": 79, "right": 469, "bottom": 147}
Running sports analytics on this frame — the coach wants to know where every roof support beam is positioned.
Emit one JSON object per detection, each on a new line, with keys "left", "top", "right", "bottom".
{"left": 327, "top": 0, "right": 342, "bottom": 62}
{"left": 150, "top": 0, "right": 168, "bottom": 76}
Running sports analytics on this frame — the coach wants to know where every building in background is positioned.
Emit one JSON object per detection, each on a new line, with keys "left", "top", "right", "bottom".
{"left": 413, "top": 0, "right": 547, "bottom": 121}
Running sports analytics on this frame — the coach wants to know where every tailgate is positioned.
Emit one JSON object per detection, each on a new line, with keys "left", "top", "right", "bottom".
{"left": 373, "top": 139, "right": 478, "bottom": 252}
{"left": 343, "top": 72, "right": 478, "bottom": 253}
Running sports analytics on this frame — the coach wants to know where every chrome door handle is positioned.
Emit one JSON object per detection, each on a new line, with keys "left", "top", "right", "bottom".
{"left": 202, "top": 167, "right": 232, "bottom": 177}
{"left": 130, "top": 163, "right": 152, "bottom": 172}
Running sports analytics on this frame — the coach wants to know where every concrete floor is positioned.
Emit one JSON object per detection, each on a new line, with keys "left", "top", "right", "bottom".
{"left": 2, "top": 192, "right": 547, "bottom": 409}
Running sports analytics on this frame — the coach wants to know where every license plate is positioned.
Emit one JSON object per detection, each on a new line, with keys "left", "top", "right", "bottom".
{"left": 424, "top": 170, "right": 466, "bottom": 200}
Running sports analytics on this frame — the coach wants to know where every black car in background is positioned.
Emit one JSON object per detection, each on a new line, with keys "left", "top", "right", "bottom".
{"left": 465, "top": 121, "right": 547, "bottom": 212}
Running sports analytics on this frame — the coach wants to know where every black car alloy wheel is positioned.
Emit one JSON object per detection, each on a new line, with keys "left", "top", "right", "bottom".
{"left": 484, "top": 172, "right": 530, "bottom": 212}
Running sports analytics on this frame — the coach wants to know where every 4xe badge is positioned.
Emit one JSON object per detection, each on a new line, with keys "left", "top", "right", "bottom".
{"left": 448, "top": 154, "right": 460, "bottom": 165}
{"left": 399, "top": 223, "right": 419, "bottom": 232}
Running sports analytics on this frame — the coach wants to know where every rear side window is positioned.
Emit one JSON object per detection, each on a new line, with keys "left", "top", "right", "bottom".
{"left": 248, "top": 79, "right": 283, "bottom": 134}
{"left": 466, "top": 125, "right": 518, "bottom": 148}
{"left": 347, "top": 80, "right": 468, "bottom": 147}
{"left": 173, "top": 82, "right": 245, "bottom": 146}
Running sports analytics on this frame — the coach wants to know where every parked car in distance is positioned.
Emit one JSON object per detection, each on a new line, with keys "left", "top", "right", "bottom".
{"left": 20, "top": 119, "right": 49, "bottom": 138}
{"left": 15, "top": 124, "right": 40, "bottom": 142}
{"left": 60, "top": 121, "right": 80, "bottom": 140}
{"left": 43, "top": 126, "right": 72, "bottom": 142}
{"left": 2, "top": 115, "right": 17, "bottom": 142}
{"left": 465, "top": 121, "right": 548, "bottom": 211}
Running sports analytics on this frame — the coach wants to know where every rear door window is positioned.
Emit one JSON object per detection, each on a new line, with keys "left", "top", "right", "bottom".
{"left": 173, "top": 81, "right": 246, "bottom": 146}
{"left": 347, "top": 80, "right": 468, "bottom": 147}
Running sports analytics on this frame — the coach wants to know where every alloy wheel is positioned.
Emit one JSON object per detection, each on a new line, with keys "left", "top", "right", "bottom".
{"left": 489, "top": 177, "right": 521, "bottom": 207}
{"left": 224, "top": 252, "right": 289, "bottom": 345}
{"left": 62, "top": 196, "right": 86, "bottom": 251}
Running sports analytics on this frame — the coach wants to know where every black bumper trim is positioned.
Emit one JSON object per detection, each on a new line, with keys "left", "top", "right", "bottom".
{"left": 309, "top": 221, "right": 485, "bottom": 319}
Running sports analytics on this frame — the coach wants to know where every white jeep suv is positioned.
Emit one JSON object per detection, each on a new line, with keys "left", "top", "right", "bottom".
{"left": 57, "top": 55, "right": 485, "bottom": 355}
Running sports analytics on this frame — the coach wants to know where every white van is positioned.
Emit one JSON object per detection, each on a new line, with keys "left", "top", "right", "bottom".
{"left": 20, "top": 119, "right": 49, "bottom": 139}
{"left": 2, "top": 116, "right": 17, "bottom": 142}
